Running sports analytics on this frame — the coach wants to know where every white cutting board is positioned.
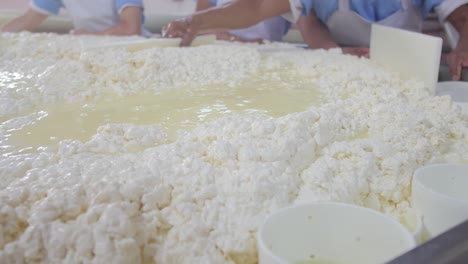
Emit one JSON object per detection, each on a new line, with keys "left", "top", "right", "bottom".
{"left": 85, "top": 34, "right": 216, "bottom": 52}
{"left": 370, "top": 24, "right": 443, "bottom": 94}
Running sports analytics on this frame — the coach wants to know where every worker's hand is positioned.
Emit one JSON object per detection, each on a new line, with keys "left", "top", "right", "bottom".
{"left": 342, "top": 47, "right": 369, "bottom": 58}
{"left": 444, "top": 50, "right": 468, "bottom": 81}
{"left": 162, "top": 16, "right": 198, "bottom": 46}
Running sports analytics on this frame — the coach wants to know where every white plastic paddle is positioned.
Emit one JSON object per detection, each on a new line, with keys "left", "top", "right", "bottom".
{"left": 370, "top": 24, "right": 443, "bottom": 94}
{"left": 86, "top": 34, "right": 216, "bottom": 52}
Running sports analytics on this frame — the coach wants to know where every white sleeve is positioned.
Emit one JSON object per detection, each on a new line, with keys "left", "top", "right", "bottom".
{"left": 281, "top": 0, "right": 303, "bottom": 23}
{"left": 435, "top": 0, "right": 468, "bottom": 21}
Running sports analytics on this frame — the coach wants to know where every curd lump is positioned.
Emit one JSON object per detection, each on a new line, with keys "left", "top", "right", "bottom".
{"left": 0, "top": 32, "right": 467, "bottom": 264}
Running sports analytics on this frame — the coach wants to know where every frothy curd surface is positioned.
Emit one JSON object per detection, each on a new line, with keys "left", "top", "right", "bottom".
{"left": 0, "top": 32, "right": 466, "bottom": 264}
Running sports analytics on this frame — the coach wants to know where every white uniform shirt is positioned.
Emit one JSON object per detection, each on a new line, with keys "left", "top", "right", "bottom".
{"left": 283, "top": 0, "right": 468, "bottom": 23}
{"left": 211, "top": 0, "right": 291, "bottom": 41}
{"left": 31, "top": 0, "right": 146, "bottom": 34}
{"left": 283, "top": 0, "right": 468, "bottom": 47}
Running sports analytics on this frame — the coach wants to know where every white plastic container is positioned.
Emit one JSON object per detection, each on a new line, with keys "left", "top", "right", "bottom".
{"left": 436, "top": 81, "right": 468, "bottom": 114}
{"left": 257, "top": 202, "right": 416, "bottom": 264}
{"left": 411, "top": 163, "right": 468, "bottom": 240}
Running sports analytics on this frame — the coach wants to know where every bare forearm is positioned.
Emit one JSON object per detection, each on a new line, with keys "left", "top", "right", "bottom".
{"left": 193, "top": 0, "right": 290, "bottom": 33}
{"left": 447, "top": 4, "right": 468, "bottom": 51}
{"left": 297, "top": 12, "right": 338, "bottom": 49}
{"left": 162, "top": 0, "right": 290, "bottom": 46}
{"left": 196, "top": 0, "right": 214, "bottom": 12}
{"left": 194, "top": 0, "right": 217, "bottom": 34}
{"left": 1, "top": 10, "right": 47, "bottom": 32}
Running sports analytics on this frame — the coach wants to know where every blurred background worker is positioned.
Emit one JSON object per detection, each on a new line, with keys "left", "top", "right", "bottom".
{"left": 290, "top": 0, "right": 468, "bottom": 80}
{"left": 162, "top": 0, "right": 468, "bottom": 81}
{"left": 1, "top": 0, "right": 149, "bottom": 36}
{"left": 196, "top": 0, "right": 290, "bottom": 43}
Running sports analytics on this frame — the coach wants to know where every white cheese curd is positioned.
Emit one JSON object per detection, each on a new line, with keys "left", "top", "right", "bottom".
{"left": 0, "top": 32, "right": 467, "bottom": 264}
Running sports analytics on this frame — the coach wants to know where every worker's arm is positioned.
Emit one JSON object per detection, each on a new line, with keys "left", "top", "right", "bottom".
{"left": 444, "top": 4, "right": 468, "bottom": 80}
{"left": 71, "top": 6, "right": 142, "bottom": 36}
{"left": 162, "top": 0, "right": 291, "bottom": 46}
{"left": 297, "top": 10, "right": 338, "bottom": 49}
{"left": 1, "top": 9, "right": 48, "bottom": 32}
{"left": 195, "top": 0, "right": 264, "bottom": 43}
{"left": 196, "top": 0, "right": 215, "bottom": 11}
{"left": 447, "top": 4, "right": 468, "bottom": 52}
{"left": 296, "top": 10, "right": 368, "bottom": 57}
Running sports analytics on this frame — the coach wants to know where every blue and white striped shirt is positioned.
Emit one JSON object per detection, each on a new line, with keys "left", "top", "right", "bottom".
{"left": 300, "top": 0, "right": 444, "bottom": 22}
{"left": 32, "top": 0, "right": 144, "bottom": 15}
